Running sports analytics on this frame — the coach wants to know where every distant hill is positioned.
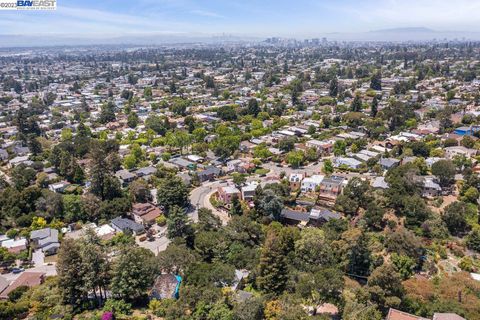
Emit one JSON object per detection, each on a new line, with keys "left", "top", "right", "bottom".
{"left": 370, "top": 27, "right": 436, "bottom": 33}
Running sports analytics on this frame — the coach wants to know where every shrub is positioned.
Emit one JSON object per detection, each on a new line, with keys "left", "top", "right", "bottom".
{"left": 103, "top": 299, "right": 132, "bottom": 316}
{"left": 156, "top": 215, "right": 167, "bottom": 227}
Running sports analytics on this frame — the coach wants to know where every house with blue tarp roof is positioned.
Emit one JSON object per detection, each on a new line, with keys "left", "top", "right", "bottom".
{"left": 150, "top": 274, "right": 182, "bottom": 300}
{"left": 454, "top": 126, "right": 480, "bottom": 136}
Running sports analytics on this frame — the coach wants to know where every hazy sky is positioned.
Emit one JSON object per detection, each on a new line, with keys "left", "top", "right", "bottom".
{"left": 1, "top": 0, "right": 480, "bottom": 37}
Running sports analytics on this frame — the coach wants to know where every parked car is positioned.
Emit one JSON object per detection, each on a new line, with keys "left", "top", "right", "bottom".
{"left": 12, "top": 267, "right": 24, "bottom": 274}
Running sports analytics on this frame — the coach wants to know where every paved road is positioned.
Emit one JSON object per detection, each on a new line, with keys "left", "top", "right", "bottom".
{"left": 189, "top": 180, "right": 230, "bottom": 224}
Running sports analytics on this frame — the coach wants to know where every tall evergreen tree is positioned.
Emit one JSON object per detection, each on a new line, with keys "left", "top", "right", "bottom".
{"left": 347, "top": 232, "right": 372, "bottom": 277}
{"left": 167, "top": 205, "right": 191, "bottom": 239}
{"left": 257, "top": 230, "right": 288, "bottom": 294}
{"left": 350, "top": 95, "right": 363, "bottom": 112}
{"left": 230, "top": 194, "right": 243, "bottom": 216}
{"left": 370, "top": 70, "right": 382, "bottom": 91}
{"left": 370, "top": 96, "right": 379, "bottom": 117}
{"left": 329, "top": 77, "right": 338, "bottom": 97}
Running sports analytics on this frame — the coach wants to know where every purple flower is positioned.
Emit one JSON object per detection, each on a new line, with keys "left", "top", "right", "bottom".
{"left": 101, "top": 311, "right": 114, "bottom": 320}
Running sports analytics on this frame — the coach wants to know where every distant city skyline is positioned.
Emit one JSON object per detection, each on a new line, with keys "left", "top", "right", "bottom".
{"left": 2, "top": 0, "right": 480, "bottom": 37}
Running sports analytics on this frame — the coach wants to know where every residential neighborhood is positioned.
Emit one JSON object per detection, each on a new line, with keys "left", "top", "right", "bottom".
{"left": 0, "top": 27, "right": 479, "bottom": 320}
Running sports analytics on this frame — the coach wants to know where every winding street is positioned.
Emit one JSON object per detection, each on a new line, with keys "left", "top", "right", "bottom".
{"left": 189, "top": 179, "right": 231, "bottom": 225}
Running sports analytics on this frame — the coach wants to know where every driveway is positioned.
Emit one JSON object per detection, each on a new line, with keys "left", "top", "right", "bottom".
{"left": 32, "top": 250, "right": 45, "bottom": 267}
{"left": 136, "top": 225, "right": 170, "bottom": 256}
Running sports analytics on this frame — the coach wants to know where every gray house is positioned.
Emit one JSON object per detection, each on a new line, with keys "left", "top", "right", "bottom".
{"left": 110, "top": 217, "right": 145, "bottom": 235}
{"left": 30, "top": 228, "right": 60, "bottom": 255}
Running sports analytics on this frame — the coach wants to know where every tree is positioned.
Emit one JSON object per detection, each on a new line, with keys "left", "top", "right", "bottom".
{"left": 158, "top": 243, "right": 198, "bottom": 274}
{"left": 233, "top": 297, "right": 264, "bottom": 320}
{"left": 294, "top": 228, "right": 332, "bottom": 272}
{"left": 143, "top": 86, "right": 152, "bottom": 100}
{"left": 323, "top": 159, "right": 334, "bottom": 174}
{"left": 230, "top": 194, "right": 243, "bottom": 216}
{"left": 246, "top": 98, "right": 261, "bottom": 117}
{"left": 63, "top": 194, "right": 84, "bottom": 223}
{"left": 333, "top": 140, "right": 346, "bottom": 156}
{"left": 197, "top": 208, "right": 221, "bottom": 232}
{"left": 256, "top": 189, "right": 283, "bottom": 220}
{"left": 166, "top": 205, "right": 191, "bottom": 239}
{"left": 204, "top": 75, "right": 215, "bottom": 89}
{"left": 232, "top": 173, "right": 246, "bottom": 189}
{"left": 128, "top": 179, "right": 150, "bottom": 203}
{"left": 278, "top": 137, "right": 296, "bottom": 152}
{"left": 370, "top": 96, "right": 379, "bottom": 117}
{"left": 442, "top": 201, "right": 473, "bottom": 236}
{"left": 370, "top": 70, "right": 382, "bottom": 90}
{"left": 89, "top": 141, "right": 122, "bottom": 201}
{"left": 466, "top": 229, "right": 480, "bottom": 252}
{"left": 342, "top": 299, "right": 382, "bottom": 320}
{"left": 462, "top": 186, "right": 479, "bottom": 204}
{"left": 57, "top": 239, "right": 85, "bottom": 307}
{"left": 390, "top": 253, "right": 415, "bottom": 280}
{"left": 111, "top": 246, "right": 157, "bottom": 301}
{"left": 79, "top": 231, "right": 110, "bottom": 302}
{"left": 11, "top": 164, "right": 36, "bottom": 190}
{"left": 364, "top": 202, "right": 385, "bottom": 231}
{"left": 157, "top": 176, "right": 189, "bottom": 211}
{"left": 347, "top": 232, "right": 372, "bottom": 277}
{"left": 329, "top": 77, "right": 338, "bottom": 97}
{"left": 257, "top": 230, "right": 289, "bottom": 294}
{"left": 286, "top": 150, "right": 304, "bottom": 168}
{"left": 367, "top": 264, "right": 404, "bottom": 312}
{"left": 145, "top": 115, "right": 167, "bottom": 135}
{"left": 296, "top": 268, "right": 344, "bottom": 305}
{"left": 217, "top": 105, "right": 237, "bottom": 121}
{"left": 350, "top": 94, "right": 362, "bottom": 112}
{"left": 385, "top": 229, "right": 423, "bottom": 260}
{"left": 99, "top": 101, "right": 116, "bottom": 124}
{"left": 431, "top": 159, "right": 456, "bottom": 187}
{"left": 127, "top": 112, "right": 139, "bottom": 128}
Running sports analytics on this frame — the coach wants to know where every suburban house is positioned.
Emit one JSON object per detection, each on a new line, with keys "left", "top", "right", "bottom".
{"left": 0, "top": 272, "right": 45, "bottom": 300}
{"left": 379, "top": 158, "right": 400, "bottom": 170}
{"left": 115, "top": 169, "right": 136, "bottom": 186}
{"left": 217, "top": 185, "right": 241, "bottom": 204}
{"left": 1, "top": 237, "right": 27, "bottom": 254}
{"left": 289, "top": 173, "right": 303, "bottom": 190}
{"left": 110, "top": 217, "right": 145, "bottom": 235}
{"left": 131, "top": 203, "right": 162, "bottom": 225}
{"left": 8, "top": 155, "right": 32, "bottom": 168}
{"left": 48, "top": 181, "right": 72, "bottom": 194}
{"left": 134, "top": 166, "right": 157, "bottom": 179}
{"left": 0, "top": 149, "right": 8, "bottom": 161}
{"left": 301, "top": 174, "right": 324, "bottom": 193}
{"left": 453, "top": 126, "right": 480, "bottom": 136}
{"left": 319, "top": 175, "right": 346, "bottom": 201}
{"left": 305, "top": 139, "right": 333, "bottom": 155}
{"left": 281, "top": 207, "right": 340, "bottom": 227}
{"left": 422, "top": 176, "right": 442, "bottom": 198}
{"left": 197, "top": 166, "right": 221, "bottom": 182}
{"left": 30, "top": 228, "right": 60, "bottom": 255}
{"left": 444, "top": 146, "right": 477, "bottom": 159}
{"left": 150, "top": 274, "right": 182, "bottom": 300}
{"left": 333, "top": 157, "right": 362, "bottom": 169}
{"left": 386, "top": 308, "right": 465, "bottom": 320}
{"left": 241, "top": 181, "right": 259, "bottom": 201}
{"left": 226, "top": 159, "right": 255, "bottom": 174}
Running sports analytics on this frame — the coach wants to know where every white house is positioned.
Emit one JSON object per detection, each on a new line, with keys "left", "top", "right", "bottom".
{"left": 333, "top": 157, "right": 362, "bottom": 169}
{"left": 301, "top": 175, "right": 324, "bottom": 193}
